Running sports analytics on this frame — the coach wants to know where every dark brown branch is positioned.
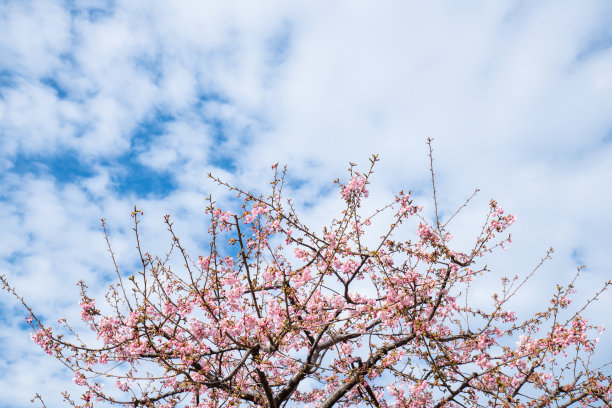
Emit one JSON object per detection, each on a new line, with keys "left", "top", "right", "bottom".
{"left": 433, "top": 372, "right": 478, "bottom": 408}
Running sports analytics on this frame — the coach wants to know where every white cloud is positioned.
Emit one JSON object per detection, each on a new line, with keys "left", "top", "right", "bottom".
{"left": 0, "top": 0, "right": 71, "bottom": 77}
{"left": 0, "top": 82, "right": 82, "bottom": 158}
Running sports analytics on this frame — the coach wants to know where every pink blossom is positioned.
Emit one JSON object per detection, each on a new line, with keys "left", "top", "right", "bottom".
{"left": 340, "top": 176, "right": 369, "bottom": 202}
{"left": 73, "top": 371, "right": 87, "bottom": 386}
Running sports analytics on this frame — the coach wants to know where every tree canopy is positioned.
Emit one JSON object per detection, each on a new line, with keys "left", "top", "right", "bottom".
{"left": 2, "top": 147, "right": 611, "bottom": 407}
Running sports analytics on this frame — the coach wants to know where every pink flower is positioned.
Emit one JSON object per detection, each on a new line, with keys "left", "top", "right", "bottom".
{"left": 73, "top": 371, "right": 87, "bottom": 386}
{"left": 80, "top": 300, "right": 99, "bottom": 322}
{"left": 341, "top": 176, "right": 369, "bottom": 202}
{"left": 417, "top": 223, "right": 438, "bottom": 244}
{"left": 198, "top": 256, "right": 212, "bottom": 270}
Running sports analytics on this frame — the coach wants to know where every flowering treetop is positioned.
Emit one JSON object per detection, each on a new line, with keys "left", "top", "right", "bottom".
{"left": 2, "top": 142, "right": 611, "bottom": 407}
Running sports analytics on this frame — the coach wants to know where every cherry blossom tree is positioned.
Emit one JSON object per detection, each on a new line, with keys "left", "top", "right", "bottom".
{"left": 2, "top": 144, "right": 611, "bottom": 407}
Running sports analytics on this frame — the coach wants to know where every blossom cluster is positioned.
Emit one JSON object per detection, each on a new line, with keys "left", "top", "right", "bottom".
{"left": 340, "top": 175, "right": 369, "bottom": 203}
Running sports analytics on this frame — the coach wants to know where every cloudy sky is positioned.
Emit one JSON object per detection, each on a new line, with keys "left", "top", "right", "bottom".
{"left": 1, "top": 1, "right": 612, "bottom": 407}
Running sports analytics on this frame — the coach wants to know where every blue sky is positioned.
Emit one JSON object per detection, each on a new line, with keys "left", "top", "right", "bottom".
{"left": 1, "top": 1, "right": 612, "bottom": 407}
